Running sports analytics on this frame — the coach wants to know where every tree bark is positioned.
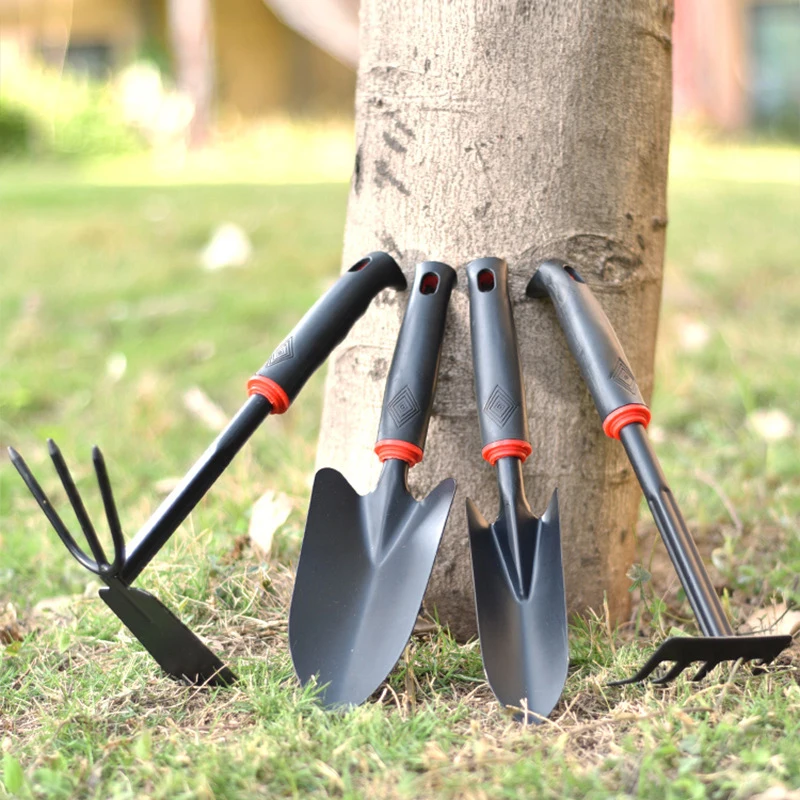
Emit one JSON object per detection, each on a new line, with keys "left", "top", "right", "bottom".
{"left": 316, "top": 0, "right": 673, "bottom": 640}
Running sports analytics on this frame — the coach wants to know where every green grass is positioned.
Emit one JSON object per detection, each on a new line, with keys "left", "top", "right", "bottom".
{"left": 1, "top": 135, "right": 799, "bottom": 799}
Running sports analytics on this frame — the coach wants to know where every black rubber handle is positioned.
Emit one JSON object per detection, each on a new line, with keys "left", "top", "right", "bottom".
{"left": 256, "top": 252, "right": 407, "bottom": 404}
{"left": 467, "top": 257, "right": 529, "bottom": 450}
{"left": 527, "top": 259, "right": 647, "bottom": 425}
{"left": 376, "top": 262, "right": 456, "bottom": 455}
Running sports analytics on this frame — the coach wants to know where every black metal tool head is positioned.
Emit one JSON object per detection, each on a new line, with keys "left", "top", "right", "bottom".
{"left": 289, "top": 459, "right": 456, "bottom": 707}
{"left": 465, "top": 257, "right": 569, "bottom": 722}
{"left": 99, "top": 581, "right": 234, "bottom": 685}
{"left": 467, "top": 481, "right": 568, "bottom": 722}
{"left": 610, "top": 634, "right": 793, "bottom": 686}
{"left": 289, "top": 261, "right": 457, "bottom": 708}
{"left": 8, "top": 442, "right": 234, "bottom": 686}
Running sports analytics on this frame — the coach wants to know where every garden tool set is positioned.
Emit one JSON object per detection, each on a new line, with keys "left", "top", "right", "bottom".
{"left": 10, "top": 250, "right": 792, "bottom": 722}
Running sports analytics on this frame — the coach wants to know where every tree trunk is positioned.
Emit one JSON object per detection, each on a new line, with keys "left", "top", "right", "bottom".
{"left": 316, "top": 0, "right": 673, "bottom": 641}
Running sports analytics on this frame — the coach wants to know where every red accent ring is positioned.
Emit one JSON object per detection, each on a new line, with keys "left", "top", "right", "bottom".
{"left": 247, "top": 376, "right": 291, "bottom": 414}
{"left": 481, "top": 439, "right": 533, "bottom": 466}
{"left": 375, "top": 440, "right": 423, "bottom": 467}
{"left": 602, "top": 403, "right": 652, "bottom": 440}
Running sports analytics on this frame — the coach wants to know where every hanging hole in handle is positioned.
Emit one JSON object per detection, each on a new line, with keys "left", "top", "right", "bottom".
{"left": 348, "top": 257, "right": 370, "bottom": 272}
{"left": 419, "top": 272, "right": 439, "bottom": 295}
{"left": 477, "top": 269, "right": 495, "bottom": 292}
{"left": 563, "top": 265, "right": 585, "bottom": 283}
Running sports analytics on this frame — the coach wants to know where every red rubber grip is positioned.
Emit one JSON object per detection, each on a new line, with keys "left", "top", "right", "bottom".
{"left": 247, "top": 376, "right": 291, "bottom": 414}
{"left": 375, "top": 439, "right": 423, "bottom": 467}
{"left": 602, "top": 403, "right": 651, "bottom": 440}
{"left": 481, "top": 439, "right": 532, "bottom": 466}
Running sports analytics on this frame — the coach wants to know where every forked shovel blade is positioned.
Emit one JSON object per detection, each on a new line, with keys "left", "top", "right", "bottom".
{"left": 465, "top": 258, "right": 569, "bottom": 722}
{"left": 468, "top": 492, "right": 568, "bottom": 721}
{"left": 100, "top": 582, "right": 235, "bottom": 685}
{"left": 289, "top": 463, "right": 456, "bottom": 707}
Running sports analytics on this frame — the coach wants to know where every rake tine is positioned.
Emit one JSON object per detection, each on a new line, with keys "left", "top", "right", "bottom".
{"left": 651, "top": 661, "right": 691, "bottom": 685}
{"left": 92, "top": 446, "right": 125, "bottom": 574}
{"left": 7, "top": 446, "right": 100, "bottom": 574}
{"left": 48, "top": 439, "right": 109, "bottom": 568}
{"left": 608, "top": 654, "right": 665, "bottom": 686}
{"left": 690, "top": 660, "right": 721, "bottom": 682}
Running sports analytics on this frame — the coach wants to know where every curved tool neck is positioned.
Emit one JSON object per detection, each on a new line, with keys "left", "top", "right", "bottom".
{"left": 495, "top": 457, "right": 529, "bottom": 514}
{"left": 494, "top": 457, "right": 532, "bottom": 592}
{"left": 378, "top": 457, "right": 410, "bottom": 491}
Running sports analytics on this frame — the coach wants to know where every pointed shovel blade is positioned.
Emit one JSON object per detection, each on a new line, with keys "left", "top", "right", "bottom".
{"left": 100, "top": 582, "right": 235, "bottom": 685}
{"left": 467, "top": 491, "right": 568, "bottom": 722}
{"left": 289, "top": 462, "right": 456, "bottom": 707}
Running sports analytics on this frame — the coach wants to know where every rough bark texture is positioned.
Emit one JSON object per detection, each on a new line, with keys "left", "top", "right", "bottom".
{"left": 316, "top": 0, "right": 673, "bottom": 641}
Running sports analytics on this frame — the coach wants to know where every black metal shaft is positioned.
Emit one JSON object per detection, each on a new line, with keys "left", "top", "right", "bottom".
{"left": 121, "top": 394, "right": 272, "bottom": 584}
{"left": 619, "top": 423, "right": 733, "bottom": 637}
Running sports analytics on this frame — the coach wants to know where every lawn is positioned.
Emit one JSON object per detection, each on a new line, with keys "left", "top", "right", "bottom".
{"left": 1, "top": 134, "right": 799, "bottom": 799}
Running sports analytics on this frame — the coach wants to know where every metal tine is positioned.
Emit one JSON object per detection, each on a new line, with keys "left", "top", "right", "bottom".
{"left": 7, "top": 446, "right": 100, "bottom": 575}
{"left": 609, "top": 652, "right": 668, "bottom": 686}
{"left": 651, "top": 661, "right": 691, "bottom": 685}
{"left": 690, "top": 660, "right": 722, "bottom": 682}
{"left": 92, "top": 445, "right": 126, "bottom": 575}
{"left": 47, "top": 439, "right": 109, "bottom": 568}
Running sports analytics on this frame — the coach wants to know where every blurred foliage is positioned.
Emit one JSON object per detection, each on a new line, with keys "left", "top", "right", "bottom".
{"left": 0, "top": 101, "right": 35, "bottom": 156}
{"left": 0, "top": 64, "right": 146, "bottom": 160}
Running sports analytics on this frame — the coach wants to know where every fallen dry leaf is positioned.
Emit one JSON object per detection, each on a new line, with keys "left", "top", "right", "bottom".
{"left": 183, "top": 387, "right": 229, "bottom": 432}
{"left": 200, "top": 223, "right": 252, "bottom": 271}
{"left": 248, "top": 490, "right": 292, "bottom": 558}
{"left": 744, "top": 602, "right": 800, "bottom": 637}
{"left": 747, "top": 409, "right": 794, "bottom": 442}
{"left": 106, "top": 352, "right": 128, "bottom": 382}
{"left": 751, "top": 786, "right": 800, "bottom": 800}
{"left": 154, "top": 477, "right": 182, "bottom": 494}
{"left": 677, "top": 317, "right": 710, "bottom": 352}
{"left": 0, "top": 603, "right": 24, "bottom": 645}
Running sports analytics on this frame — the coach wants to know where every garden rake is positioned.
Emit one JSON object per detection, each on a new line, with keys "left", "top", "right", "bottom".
{"left": 527, "top": 258, "right": 792, "bottom": 685}
{"left": 10, "top": 252, "right": 406, "bottom": 684}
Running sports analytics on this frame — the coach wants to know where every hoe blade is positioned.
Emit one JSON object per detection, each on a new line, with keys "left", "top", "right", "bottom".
{"left": 100, "top": 583, "right": 235, "bottom": 686}
{"left": 468, "top": 491, "right": 568, "bottom": 722}
{"left": 289, "top": 463, "right": 456, "bottom": 707}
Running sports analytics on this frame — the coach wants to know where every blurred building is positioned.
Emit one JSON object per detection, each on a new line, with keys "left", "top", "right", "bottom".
{"left": 1, "top": 0, "right": 798, "bottom": 136}
{"left": 673, "top": 0, "right": 800, "bottom": 135}
{"left": 0, "top": 0, "right": 355, "bottom": 119}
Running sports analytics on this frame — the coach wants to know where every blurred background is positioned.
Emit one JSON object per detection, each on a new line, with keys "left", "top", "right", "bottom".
{"left": 0, "top": 0, "right": 798, "bottom": 627}
{"left": 0, "top": 0, "right": 798, "bottom": 163}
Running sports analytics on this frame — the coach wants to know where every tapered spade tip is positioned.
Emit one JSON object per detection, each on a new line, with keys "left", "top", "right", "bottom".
{"left": 8, "top": 446, "right": 21, "bottom": 462}
{"left": 467, "top": 487, "right": 568, "bottom": 723}
{"left": 542, "top": 488, "right": 559, "bottom": 526}
{"left": 465, "top": 497, "right": 489, "bottom": 532}
{"left": 47, "top": 438, "right": 60, "bottom": 457}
